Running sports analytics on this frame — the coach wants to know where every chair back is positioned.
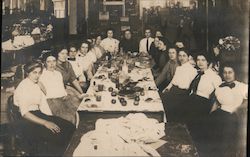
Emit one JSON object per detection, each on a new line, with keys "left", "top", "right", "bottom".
{"left": 8, "top": 95, "right": 22, "bottom": 122}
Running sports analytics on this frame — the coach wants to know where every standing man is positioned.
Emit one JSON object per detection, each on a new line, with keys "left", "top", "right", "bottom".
{"left": 100, "top": 28, "right": 120, "bottom": 55}
{"left": 139, "top": 28, "right": 154, "bottom": 54}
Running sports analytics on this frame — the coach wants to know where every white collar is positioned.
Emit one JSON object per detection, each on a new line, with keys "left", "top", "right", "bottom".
{"left": 181, "top": 62, "right": 191, "bottom": 67}
{"left": 44, "top": 69, "right": 57, "bottom": 75}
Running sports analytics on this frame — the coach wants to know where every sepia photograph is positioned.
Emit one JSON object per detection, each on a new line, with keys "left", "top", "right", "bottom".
{"left": 1, "top": 0, "right": 249, "bottom": 156}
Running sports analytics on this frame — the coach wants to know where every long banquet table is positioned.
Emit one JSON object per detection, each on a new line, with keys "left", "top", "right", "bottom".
{"left": 64, "top": 55, "right": 198, "bottom": 156}
{"left": 1, "top": 38, "right": 52, "bottom": 70}
{"left": 77, "top": 55, "right": 166, "bottom": 122}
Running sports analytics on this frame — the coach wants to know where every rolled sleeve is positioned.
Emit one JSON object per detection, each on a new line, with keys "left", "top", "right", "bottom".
{"left": 241, "top": 83, "right": 248, "bottom": 99}
{"left": 213, "top": 75, "right": 222, "bottom": 89}
{"left": 14, "top": 88, "right": 39, "bottom": 116}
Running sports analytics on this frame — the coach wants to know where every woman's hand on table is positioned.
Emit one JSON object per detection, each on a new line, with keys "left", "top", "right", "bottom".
{"left": 43, "top": 121, "right": 61, "bottom": 134}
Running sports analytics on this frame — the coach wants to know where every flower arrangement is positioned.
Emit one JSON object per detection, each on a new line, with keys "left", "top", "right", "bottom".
{"left": 218, "top": 36, "right": 240, "bottom": 52}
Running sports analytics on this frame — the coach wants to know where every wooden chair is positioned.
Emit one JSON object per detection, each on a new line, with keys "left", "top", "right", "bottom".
{"left": 7, "top": 95, "right": 29, "bottom": 156}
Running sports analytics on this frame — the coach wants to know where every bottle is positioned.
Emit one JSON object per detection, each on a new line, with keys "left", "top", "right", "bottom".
{"left": 108, "top": 51, "right": 112, "bottom": 60}
{"left": 120, "top": 47, "right": 124, "bottom": 56}
{"left": 122, "top": 60, "right": 128, "bottom": 74}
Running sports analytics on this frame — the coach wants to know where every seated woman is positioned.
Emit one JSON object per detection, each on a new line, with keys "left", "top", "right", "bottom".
{"left": 76, "top": 42, "right": 96, "bottom": 80}
{"left": 94, "top": 35, "right": 106, "bottom": 58}
{"left": 186, "top": 53, "right": 222, "bottom": 141}
{"left": 155, "top": 47, "right": 179, "bottom": 91}
{"left": 14, "top": 61, "right": 75, "bottom": 156}
{"left": 161, "top": 48, "right": 197, "bottom": 123}
{"left": 67, "top": 45, "right": 88, "bottom": 92}
{"left": 156, "top": 37, "right": 169, "bottom": 72}
{"left": 87, "top": 39, "right": 100, "bottom": 73}
{"left": 119, "top": 29, "right": 138, "bottom": 54}
{"left": 40, "top": 55, "right": 81, "bottom": 124}
{"left": 149, "top": 37, "right": 161, "bottom": 69}
{"left": 208, "top": 64, "right": 248, "bottom": 157}
{"left": 86, "top": 39, "right": 98, "bottom": 63}
{"left": 55, "top": 47, "right": 85, "bottom": 100}
{"left": 92, "top": 38, "right": 104, "bottom": 60}
{"left": 155, "top": 30, "right": 163, "bottom": 37}
{"left": 100, "top": 28, "right": 120, "bottom": 55}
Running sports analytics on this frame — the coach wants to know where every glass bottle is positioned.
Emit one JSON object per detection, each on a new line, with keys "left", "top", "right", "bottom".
{"left": 122, "top": 60, "right": 128, "bottom": 74}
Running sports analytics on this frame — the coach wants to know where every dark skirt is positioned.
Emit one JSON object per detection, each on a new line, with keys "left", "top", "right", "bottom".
{"left": 207, "top": 109, "right": 239, "bottom": 157}
{"left": 19, "top": 111, "right": 75, "bottom": 156}
{"left": 186, "top": 94, "right": 211, "bottom": 144}
{"left": 161, "top": 85, "right": 189, "bottom": 123}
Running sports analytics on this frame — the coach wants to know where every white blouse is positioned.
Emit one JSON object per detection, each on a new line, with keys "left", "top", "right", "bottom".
{"left": 39, "top": 70, "right": 67, "bottom": 98}
{"left": 215, "top": 81, "right": 248, "bottom": 113}
{"left": 93, "top": 46, "right": 103, "bottom": 59}
{"left": 100, "top": 38, "right": 119, "bottom": 54}
{"left": 76, "top": 52, "right": 94, "bottom": 72}
{"left": 87, "top": 49, "right": 97, "bottom": 63}
{"left": 68, "top": 59, "right": 87, "bottom": 82}
{"left": 196, "top": 69, "right": 222, "bottom": 99}
{"left": 14, "top": 78, "right": 52, "bottom": 116}
{"left": 31, "top": 27, "right": 41, "bottom": 35}
{"left": 171, "top": 62, "right": 197, "bottom": 89}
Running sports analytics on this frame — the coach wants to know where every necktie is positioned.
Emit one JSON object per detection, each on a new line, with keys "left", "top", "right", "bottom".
{"left": 219, "top": 82, "right": 235, "bottom": 89}
{"left": 189, "top": 70, "right": 205, "bottom": 95}
{"left": 146, "top": 38, "right": 149, "bottom": 52}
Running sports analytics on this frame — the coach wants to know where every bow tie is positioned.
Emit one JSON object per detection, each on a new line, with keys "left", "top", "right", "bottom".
{"left": 219, "top": 82, "right": 236, "bottom": 89}
{"left": 68, "top": 58, "right": 76, "bottom": 61}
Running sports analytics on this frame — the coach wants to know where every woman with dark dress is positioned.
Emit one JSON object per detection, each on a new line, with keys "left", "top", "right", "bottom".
{"left": 55, "top": 47, "right": 86, "bottom": 100}
{"left": 14, "top": 61, "right": 75, "bottom": 156}
{"left": 186, "top": 53, "right": 222, "bottom": 142}
{"left": 149, "top": 36, "right": 161, "bottom": 68}
{"left": 208, "top": 64, "right": 248, "bottom": 157}
{"left": 161, "top": 48, "right": 197, "bottom": 123}
{"left": 155, "top": 47, "right": 179, "bottom": 91}
{"left": 157, "top": 37, "right": 169, "bottom": 72}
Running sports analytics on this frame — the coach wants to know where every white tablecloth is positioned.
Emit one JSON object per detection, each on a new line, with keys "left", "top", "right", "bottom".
{"left": 2, "top": 35, "right": 35, "bottom": 52}
{"left": 78, "top": 64, "right": 165, "bottom": 120}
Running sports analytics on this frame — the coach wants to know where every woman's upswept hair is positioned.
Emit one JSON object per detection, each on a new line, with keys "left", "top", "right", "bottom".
{"left": 24, "top": 60, "right": 43, "bottom": 75}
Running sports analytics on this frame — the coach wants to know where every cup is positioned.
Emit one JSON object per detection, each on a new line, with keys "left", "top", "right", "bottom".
{"left": 98, "top": 84, "right": 104, "bottom": 91}
{"left": 107, "top": 62, "right": 111, "bottom": 68}
{"left": 135, "top": 62, "right": 140, "bottom": 66}
{"left": 108, "top": 72, "right": 112, "bottom": 79}
{"left": 96, "top": 95, "right": 102, "bottom": 101}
